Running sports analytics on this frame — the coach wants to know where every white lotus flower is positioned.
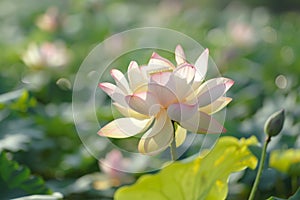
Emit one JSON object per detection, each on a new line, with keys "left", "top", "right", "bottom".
{"left": 98, "top": 45, "right": 234, "bottom": 155}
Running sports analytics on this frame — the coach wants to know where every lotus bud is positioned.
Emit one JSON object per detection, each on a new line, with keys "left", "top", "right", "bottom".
{"left": 264, "top": 109, "right": 285, "bottom": 137}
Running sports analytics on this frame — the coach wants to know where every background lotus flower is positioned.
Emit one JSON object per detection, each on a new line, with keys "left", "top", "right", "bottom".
{"left": 22, "top": 41, "right": 70, "bottom": 69}
{"left": 98, "top": 45, "right": 234, "bottom": 155}
{"left": 36, "top": 7, "right": 60, "bottom": 32}
{"left": 100, "top": 150, "right": 130, "bottom": 180}
{"left": 97, "top": 150, "right": 134, "bottom": 188}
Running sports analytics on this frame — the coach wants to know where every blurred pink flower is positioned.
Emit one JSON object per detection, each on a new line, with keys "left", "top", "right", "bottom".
{"left": 228, "top": 21, "right": 256, "bottom": 47}
{"left": 36, "top": 7, "right": 60, "bottom": 32}
{"left": 100, "top": 150, "right": 130, "bottom": 179}
{"left": 98, "top": 150, "right": 133, "bottom": 188}
{"left": 22, "top": 42, "right": 69, "bottom": 69}
{"left": 98, "top": 45, "right": 234, "bottom": 155}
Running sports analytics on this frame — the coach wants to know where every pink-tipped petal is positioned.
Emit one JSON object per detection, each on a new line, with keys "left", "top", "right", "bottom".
{"left": 125, "top": 92, "right": 160, "bottom": 116}
{"left": 175, "top": 45, "right": 186, "bottom": 65}
{"left": 110, "top": 69, "right": 130, "bottom": 94}
{"left": 98, "top": 117, "right": 153, "bottom": 138}
{"left": 196, "top": 77, "right": 234, "bottom": 107}
{"left": 224, "top": 78, "right": 234, "bottom": 91}
{"left": 99, "top": 82, "right": 127, "bottom": 106}
{"left": 99, "top": 82, "right": 117, "bottom": 96}
{"left": 199, "top": 97, "right": 232, "bottom": 114}
{"left": 148, "top": 52, "right": 175, "bottom": 71}
{"left": 128, "top": 60, "right": 139, "bottom": 71}
{"left": 138, "top": 110, "right": 173, "bottom": 155}
{"left": 194, "top": 48, "right": 209, "bottom": 81}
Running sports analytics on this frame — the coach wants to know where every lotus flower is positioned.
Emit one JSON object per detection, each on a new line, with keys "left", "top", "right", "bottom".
{"left": 22, "top": 42, "right": 69, "bottom": 69}
{"left": 98, "top": 45, "right": 234, "bottom": 155}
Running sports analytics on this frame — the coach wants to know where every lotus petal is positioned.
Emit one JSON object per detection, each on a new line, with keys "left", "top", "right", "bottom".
{"left": 167, "top": 103, "right": 198, "bottom": 123}
{"left": 110, "top": 69, "right": 131, "bottom": 94}
{"left": 99, "top": 82, "right": 127, "bottom": 106}
{"left": 113, "top": 103, "right": 149, "bottom": 120}
{"left": 173, "top": 63, "right": 196, "bottom": 83}
{"left": 148, "top": 52, "right": 175, "bottom": 72}
{"left": 175, "top": 45, "right": 186, "bottom": 65}
{"left": 126, "top": 92, "right": 160, "bottom": 116}
{"left": 175, "top": 124, "right": 187, "bottom": 147}
{"left": 98, "top": 117, "right": 153, "bottom": 138}
{"left": 138, "top": 110, "right": 173, "bottom": 155}
{"left": 196, "top": 78, "right": 234, "bottom": 107}
{"left": 194, "top": 48, "right": 209, "bottom": 81}
{"left": 127, "top": 61, "right": 148, "bottom": 93}
{"left": 148, "top": 83, "right": 178, "bottom": 107}
{"left": 168, "top": 107, "right": 226, "bottom": 133}
{"left": 199, "top": 97, "right": 232, "bottom": 114}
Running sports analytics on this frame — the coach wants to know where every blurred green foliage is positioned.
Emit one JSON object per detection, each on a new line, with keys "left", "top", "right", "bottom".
{"left": 0, "top": 151, "right": 51, "bottom": 197}
{"left": 0, "top": 0, "right": 299, "bottom": 199}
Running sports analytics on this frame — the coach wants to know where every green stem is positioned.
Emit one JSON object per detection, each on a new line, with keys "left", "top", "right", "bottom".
{"left": 248, "top": 136, "right": 271, "bottom": 200}
{"left": 170, "top": 121, "right": 177, "bottom": 161}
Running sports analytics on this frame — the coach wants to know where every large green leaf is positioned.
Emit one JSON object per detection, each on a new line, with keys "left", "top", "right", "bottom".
{"left": 115, "top": 136, "right": 258, "bottom": 200}
{"left": 0, "top": 151, "right": 52, "bottom": 195}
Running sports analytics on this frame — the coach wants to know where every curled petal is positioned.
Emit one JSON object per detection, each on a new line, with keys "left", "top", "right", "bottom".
{"left": 126, "top": 92, "right": 160, "bottom": 116}
{"left": 194, "top": 48, "right": 209, "bottom": 81}
{"left": 110, "top": 69, "right": 131, "bottom": 94}
{"left": 138, "top": 110, "right": 173, "bottom": 155}
{"left": 127, "top": 61, "right": 148, "bottom": 93}
{"left": 199, "top": 97, "right": 232, "bottom": 114}
{"left": 98, "top": 117, "right": 153, "bottom": 138}
{"left": 196, "top": 78, "right": 234, "bottom": 107}
{"left": 175, "top": 45, "right": 186, "bottom": 65}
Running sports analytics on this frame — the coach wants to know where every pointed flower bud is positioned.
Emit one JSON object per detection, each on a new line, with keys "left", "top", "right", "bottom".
{"left": 264, "top": 109, "right": 285, "bottom": 137}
